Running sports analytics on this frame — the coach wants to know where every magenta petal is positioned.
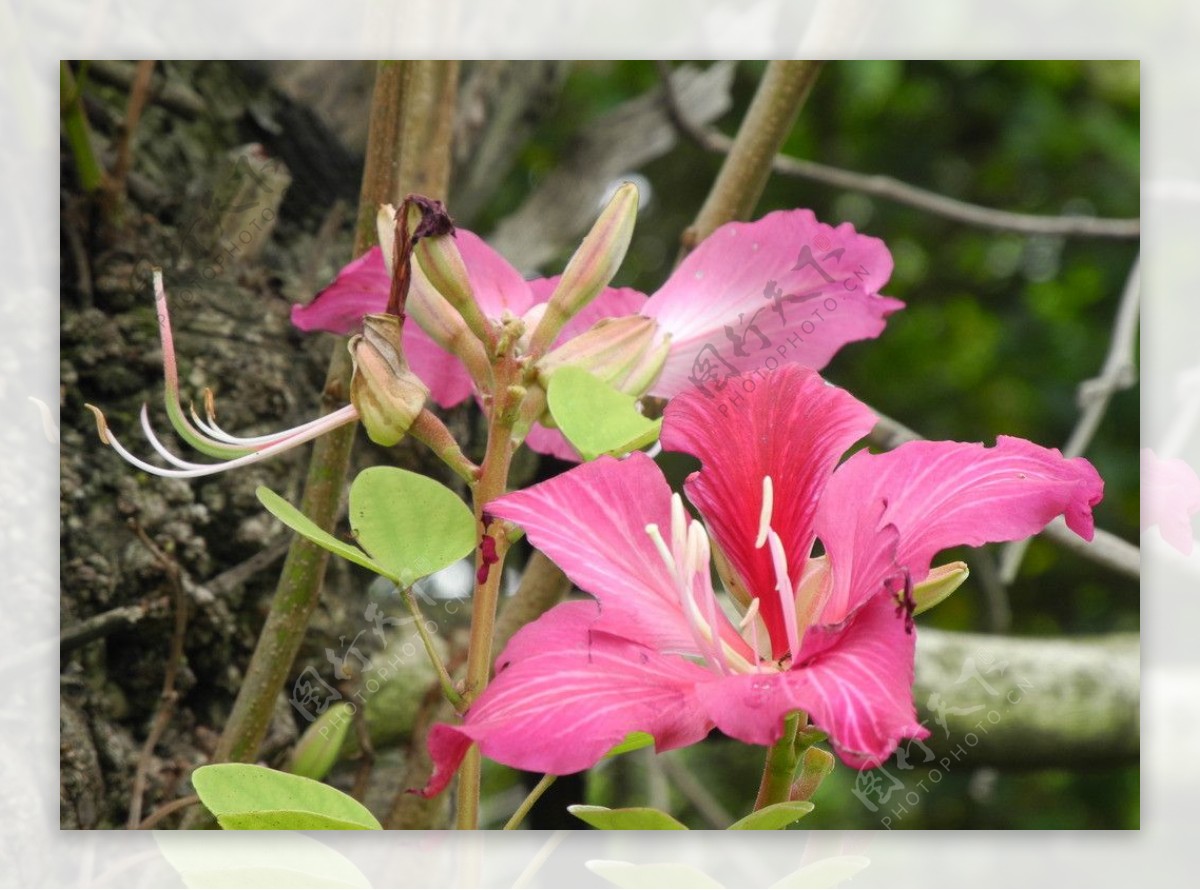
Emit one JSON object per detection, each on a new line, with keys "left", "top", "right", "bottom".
{"left": 291, "top": 246, "right": 389, "bottom": 335}
{"left": 527, "top": 276, "right": 650, "bottom": 345}
{"left": 488, "top": 453, "right": 701, "bottom": 654}
{"left": 521, "top": 422, "right": 584, "bottom": 462}
{"left": 641, "top": 210, "right": 902, "bottom": 399}
{"left": 420, "top": 601, "right": 713, "bottom": 797}
{"left": 662, "top": 366, "right": 876, "bottom": 657}
{"left": 816, "top": 436, "right": 1105, "bottom": 624}
{"left": 454, "top": 229, "right": 536, "bottom": 318}
{"left": 402, "top": 322, "right": 476, "bottom": 408}
{"left": 694, "top": 593, "right": 926, "bottom": 769}
{"left": 1141, "top": 448, "right": 1200, "bottom": 555}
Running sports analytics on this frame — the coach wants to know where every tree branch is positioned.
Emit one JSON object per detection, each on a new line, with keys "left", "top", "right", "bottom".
{"left": 999, "top": 255, "right": 1141, "bottom": 583}
{"left": 866, "top": 410, "right": 1140, "bottom": 579}
{"left": 913, "top": 628, "right": 1138, "bottom": 767}
{"left": 659, "top": 64, "right": 1140, "bottom": 240}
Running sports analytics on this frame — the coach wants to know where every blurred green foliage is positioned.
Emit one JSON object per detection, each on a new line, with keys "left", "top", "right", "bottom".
{"left": 479, "top": 60, "right": 1138, "bottom": 830}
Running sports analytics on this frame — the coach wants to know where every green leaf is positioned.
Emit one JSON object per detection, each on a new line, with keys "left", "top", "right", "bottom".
{"left": 349, "top": 467, "right": 476, "bottom": 588}
{"left": 604, "top": 731, "right": 656, "bottom": 758}
{"left": 547, "top": 366, "right": 662, "bottom": 462}
{"left": 257, "top": 486, "right": 389, "bottom": 578}
{"left": 727, "top": 800, "right": 814, "bottom": 830}
{"left": 568, "top": 804, "right": 688, "bottom": 830}
{"left": 288, "top": 702, "right": 354, "bottom": 781}
{"left": 192, "top": 763, "right": 382, "bottom": 831}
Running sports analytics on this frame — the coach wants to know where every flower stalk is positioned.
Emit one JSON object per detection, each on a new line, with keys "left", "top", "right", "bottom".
{"left": 754, "top": 711, "right": 804, "bottom": 811}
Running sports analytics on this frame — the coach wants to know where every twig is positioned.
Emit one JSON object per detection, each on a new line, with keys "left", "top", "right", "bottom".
{"left": 60, "top": 598, "right": 166, "bottom": 655}
{"left": 207, "top": 534, "right": 291, "bottom": 596}
{"left": 999, "top": 256, "right": 1141, "bottom": 583}
{"left": 403, "top": 587, "right": 465, "bottom": 709}
{"left": 683, "top": 60, "right": 824, "bottom": 253}
{"left": 109, "top": 60, "right": 156, "bottom": 206}
{"left": 86, "top": 60, "right": 206, "bottom": 118}
{"left": 502, "top": 773, "right": 557, "bottom": 830}
{"left": 659, "top": 63, "right": 1140, "bottom": 240}
{"left": 660, "top": 753, "right": 734, "bottom": 828}
{"left": 866, "top": 410, "right": 1140, "bottom": 579}
{"left": 137, "top": 794, "right": 199, "bottom": 829}
{"left": 126, "top": 520, "right": 191, "bottom": 830}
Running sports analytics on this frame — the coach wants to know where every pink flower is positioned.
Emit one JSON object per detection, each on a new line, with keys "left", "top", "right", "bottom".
{"left": 292, "top": 212, "right": 902, "bottom": 459}
{"left": 1141, "top": 448, "right": 1200, "bottom": 554}
{"left": 418, "top": 366, "right": 1103, "bottom": 796}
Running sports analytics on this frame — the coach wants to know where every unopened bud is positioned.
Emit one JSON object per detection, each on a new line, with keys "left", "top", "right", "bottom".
{"left": 376, "top": 204, "right": 398, "bottom": 274}
{"left": 288, "top": 702, "right": 354, "bottom": 781}
{"left": 791, "top": 746, "right": 836, "bottom": 802}
{"left": 537, "top": 315, "right": 658, "bottom": 391}
{"left": 349, "top": 314, "right": 429, "bottom": 446}
{"left": 528, "top": 182, "right": 639, "bottom": 356}
{"left": 415, "top": 233, "right": 492, "bottom": 344}
{"left": 911, "top": 561, "right": 970, "bottom": 615}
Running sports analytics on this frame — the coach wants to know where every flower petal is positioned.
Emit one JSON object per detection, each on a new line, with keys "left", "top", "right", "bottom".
{"left": 291, "top": 247, "right": 389, "bottom": 335}
{"left": 641, "top": 211, "right": 902, "bottom": 399}
{"left": 661, "top": 366, "right": 876, "bottom": 657}
{"left": 420, "top": 600, "right": 713, "bottom": 797}
{"left": 521, "top": 422, "right": 584, "bottom": 462}
{"left": 452, "top": 229, "right": 535, "bottom": 318}
{"left": 694, "top": 592, "right": 927, "bottom": 769}
{"left": 1141, "top": 448, "right": 1200, "bottom": 555}
{"left": 402, "top": 322, "right": 476, "bottom": 408}
{"left": 815, "top": 436, "right": 1106, "bottom": 624}
{"left": 488, "top": 453, "right": 704, "bottom": 654}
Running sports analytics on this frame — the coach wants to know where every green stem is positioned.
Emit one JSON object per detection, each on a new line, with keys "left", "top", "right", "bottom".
{"left": 208, "top": 61, "right": 459, "bottom": 771}
{"left": 402, "top": 587, "right": 466, "bottom": 710}
{"left": 60, "top": 61, "right": 107, "bottom": 194}
{"left": 456, "top": 365, "right": 522, "bottom": 830}
{"left": 503, "top": 773, "right": 558, "bottom": 830}
{"left": 686, "top": 60, "right": 823, "bottom": 249}
{"left": 754, "top": 711, "right": 803, "bottom": 810}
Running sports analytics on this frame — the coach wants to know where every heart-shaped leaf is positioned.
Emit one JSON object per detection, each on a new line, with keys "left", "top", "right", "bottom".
{"left": 727, "top": 800, "right": 814, "bottom": 830}
{"left": 547, "top": 366, "right": 661, "bottom": 462}
{"left": 349, "top": 467, "right": 476, "bottom": 587}
{"left": 257, "top": 486, "right": 389, "bottom": 577}
{"left": 568, "top": 804, "right": 688, "bottom": 830}
{"left": 192, "top": 763, "right": 381, "bottom": 831}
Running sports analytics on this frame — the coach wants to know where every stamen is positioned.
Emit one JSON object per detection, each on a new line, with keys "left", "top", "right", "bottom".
{"left": 767, "top": 529, "right": 801, "bottom": 660}
{"left": 88, "top": 403, "right": 359, "bottom": 478}
{"left": 670, "top": 493, "right": 688, "bottom": 561}
{"left": 644, "top": 523, "right": 676, "bottom": 577}
{"left": 738, "top": 596, "right": 761, "bottom": 629}
{"left": 755, "top": 475, "right": 774, "bottom": 549}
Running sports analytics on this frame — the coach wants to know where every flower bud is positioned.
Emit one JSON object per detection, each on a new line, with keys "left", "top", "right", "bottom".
{"left": 911, "top": 561, "right": 970, "bottom": 615}
{"left": 414, "top": 231, "right": 492, "bottom": 344}
{"left": 349, "top": 314, "right": 429, "bottom": 447}
{"left": 537, "top": 315, "right": 658, "bottom": 392}
{"left": 376, "top": 204, "right": 398, "bottom": 274}
{"left": 528, "top": 181, "right": 639, "bottom": 356}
